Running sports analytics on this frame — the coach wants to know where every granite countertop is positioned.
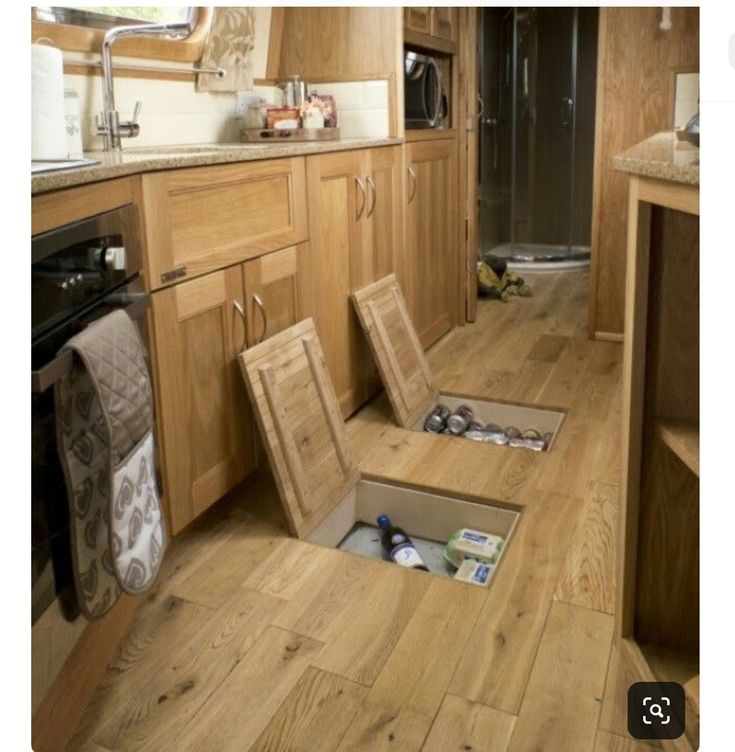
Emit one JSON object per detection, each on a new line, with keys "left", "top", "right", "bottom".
{"left": 31, "top": 137, "right": 404, "bottom": 195}
{"left": 612, "top": 131, "right": 699, "bottom": 186}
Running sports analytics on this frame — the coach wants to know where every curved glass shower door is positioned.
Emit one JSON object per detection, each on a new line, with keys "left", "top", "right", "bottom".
{"left": 479, "top": 7, "right": 598, "bottom": 265}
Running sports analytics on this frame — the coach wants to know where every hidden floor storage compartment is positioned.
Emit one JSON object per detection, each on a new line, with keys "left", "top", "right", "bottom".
{"left": 238, "top": 318, "right": 520, "bottom": 588}
{"left": 307, "top": 479, "right": 519, "bottom": 584}
{"left": 351, "top": 274, "right": 566, "bottom": 451}
{"left": 414, "top": 394, "right": 565, "bottom": 451}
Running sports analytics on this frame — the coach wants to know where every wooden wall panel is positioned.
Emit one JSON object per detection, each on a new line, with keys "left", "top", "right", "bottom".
{"left": 589, "top": 7, "right": 699, "bottom": 338}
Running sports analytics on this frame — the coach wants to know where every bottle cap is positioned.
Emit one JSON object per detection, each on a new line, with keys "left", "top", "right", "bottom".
{"left": 376, "top": 514, "right": 391, "bottom": 529}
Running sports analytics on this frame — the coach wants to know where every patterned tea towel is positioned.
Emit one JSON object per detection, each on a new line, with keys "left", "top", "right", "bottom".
{"left": 55, "top": 310, "right": 167, "bottom": 620}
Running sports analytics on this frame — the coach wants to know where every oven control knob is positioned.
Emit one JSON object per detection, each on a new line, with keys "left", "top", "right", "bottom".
{"left": 104, "top": 246, "right": 127, "bottom": 271}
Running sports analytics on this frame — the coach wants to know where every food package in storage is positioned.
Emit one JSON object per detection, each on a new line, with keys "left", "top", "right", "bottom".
{"left": 453, "top": 558, "right": 494, "bottom": 587}
{"left": 444, "top": 528, "right": 505, "bottom": 568}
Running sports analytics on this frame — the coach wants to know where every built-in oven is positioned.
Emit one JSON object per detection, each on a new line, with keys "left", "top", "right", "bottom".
{"left": 31, "top": 204, "right": 151, "bottom": 624}
{"left": 404, "top": 50, "right": 449, "bottom": 129}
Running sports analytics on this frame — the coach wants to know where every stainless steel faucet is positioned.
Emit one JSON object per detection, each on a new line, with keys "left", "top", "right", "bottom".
{"left": 96, "top": 18, "right": 193, "bottom": 151}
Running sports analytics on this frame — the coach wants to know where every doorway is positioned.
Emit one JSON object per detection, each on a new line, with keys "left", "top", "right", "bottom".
{"left": 478, "top": 7, "right": 598, "bottom": 269}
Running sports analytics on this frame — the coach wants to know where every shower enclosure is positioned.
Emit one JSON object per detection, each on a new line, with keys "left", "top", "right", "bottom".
{"left": 479, "top": 7, "right": 598, "bottom": 267}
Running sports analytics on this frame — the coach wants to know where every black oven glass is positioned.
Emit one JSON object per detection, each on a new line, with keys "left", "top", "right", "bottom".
{"left": 31, "top": 205, "right": 144, "bottom": 624}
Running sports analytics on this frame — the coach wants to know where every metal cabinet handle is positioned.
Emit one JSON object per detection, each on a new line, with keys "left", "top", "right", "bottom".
{"left": 561, "top": 96, "right": 574, "bottom": 129}
{"left": 366, "top": 175, "right": 376, "bottom": 218}
{"left": 233, "top": 299, "right": 247, "bottom": 353}
{"left": 253, "top": 293, "right": 267, "bottom": 343}
{"left": 477, "top": 94, "right": 485, "bottom": 119}
{"left": 407, "top": 167, "right": 417, "bottom": 204}
{"left": 355, "top": 176, "right": 367, "bottom": 219}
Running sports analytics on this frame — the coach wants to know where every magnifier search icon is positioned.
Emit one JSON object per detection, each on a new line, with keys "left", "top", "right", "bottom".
{"left": 649, "top": 704, "right": 664, "bottom": 719}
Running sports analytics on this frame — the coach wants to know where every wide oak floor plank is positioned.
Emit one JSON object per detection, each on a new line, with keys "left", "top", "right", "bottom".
{"left": 173, "top": 626, "right": 323, "bottom": 752}
{"left": 506, "top": 601, "right": 614, "bottom": 752}
{"left": 422, "top": 694, "right": 516, "bottom": 752}
{"left": 555, "top": 482, "right": 618, "bottom": 614}
{"left": 448, "top": 492, "right": 583, "bottom": 714}
{"left": 249, "top": 667, "right": 367, "bottom": 752}
{"left": 335, "top": 578, "right": 486, "bottom": 752}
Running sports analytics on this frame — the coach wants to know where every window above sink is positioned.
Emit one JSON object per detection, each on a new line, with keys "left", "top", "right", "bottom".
{"left": 30, "top": 5, "right": 212, "bottom": 65}
{"left": 32, "top": 6, "right": 193, "bottom": 31}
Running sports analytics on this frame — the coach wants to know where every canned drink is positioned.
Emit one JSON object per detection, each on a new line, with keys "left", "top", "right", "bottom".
{"left": 521, "top": 428, "right": 541, "bottom": 440}
{"left": 542, "top": 431, "right": 554, "bottom": 448}
{"left": 509, "top": 436, "right": 546, "bottom": 451}
{"left": 504, "top": 425, "right": 521, "bottom": 440}
{"left": 467, "top": 420, "right": 484, "bottom": 432}
{"left": 485, "top": 422, "right": 503, "bottom": 433}
{"left": 424, "top": 404, "right": 450, "bottom": 433}
{"left": 446, "top": 405, "right": 474, "bottom": 435}
{"left": 464, "top": 429, "right": 510, "bottom": 445}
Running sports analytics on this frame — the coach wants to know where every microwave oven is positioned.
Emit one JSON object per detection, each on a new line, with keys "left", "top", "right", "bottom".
{"left": 404, "top": 50, "right": 448, "bottom": 129}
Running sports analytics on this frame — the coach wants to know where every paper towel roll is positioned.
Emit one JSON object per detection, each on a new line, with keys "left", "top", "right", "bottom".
{"left": 32, "top": 44, "right": 68, "bottom": 160}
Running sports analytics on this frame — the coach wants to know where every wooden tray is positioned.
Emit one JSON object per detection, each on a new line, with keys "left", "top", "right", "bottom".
{"left": 240, "top": 127, "right": 341, "bottom": 143}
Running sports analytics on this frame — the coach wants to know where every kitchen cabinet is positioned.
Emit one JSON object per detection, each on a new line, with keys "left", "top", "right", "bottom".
{"left": 306, "top": 146, "right": 403, "bottom": 417}
{"left": 404, "top": 7, "right": 458, "bottom": 51}
{"left": 365, "top": 147, "right": 403, "bottom": 282}
{"left": 405, "top": 139, "right": 458, "bottom": 348}
{"left": 140, "top": 157, "right": 308, "bottom": 290}
{"left": 150, "top": 266, "right": 256, "bottom": 534}
{"left": 404, "top": 7, "right": 432, "bottom": 35}
{"left": 431, "top": 8, "right": 457, "bottom": 41}
{"left": 243, "top": 243, "right": 313, "bottom": 346}
{"left": 152, "top": 244, "right": 314, "bottom": 533}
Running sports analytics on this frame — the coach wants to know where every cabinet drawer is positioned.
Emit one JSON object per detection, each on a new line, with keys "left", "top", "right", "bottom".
{"left": 141, "top": 157, "right": 308, "bottom": 289}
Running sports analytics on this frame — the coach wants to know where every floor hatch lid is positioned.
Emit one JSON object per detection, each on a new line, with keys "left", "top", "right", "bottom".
{"left": 238, "top": 318, "right": 360, "bottom": 538}
{"left": 352, "top": 273, "right": 439, "bottom": 428}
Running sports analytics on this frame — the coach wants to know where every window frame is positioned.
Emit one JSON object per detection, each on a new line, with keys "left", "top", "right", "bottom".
{"left": 30, "top": 6, "right": 213, "bottom": 64}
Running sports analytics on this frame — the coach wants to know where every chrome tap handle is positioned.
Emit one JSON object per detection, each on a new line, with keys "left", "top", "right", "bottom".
{"left": 118, "top": 101, "right": 142, "bottom": 139}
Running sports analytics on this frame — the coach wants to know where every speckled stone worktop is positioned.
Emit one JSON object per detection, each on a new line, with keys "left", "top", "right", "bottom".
{"left": 613, "top": 131, "right": 699, "bottom": 186}
{"left": 31, "top": 137, "right": 404, "bottom": 195}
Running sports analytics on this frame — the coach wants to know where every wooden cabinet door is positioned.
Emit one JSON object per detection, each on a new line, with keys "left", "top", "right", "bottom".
{"left": 306, "top": 150, "right": 373, "bottom": 418}
{"left": 150, "top": 267, "right": 256, "bottom": 534}
{"left": 406, "top": 139, "right": 458, "bottom": 349}
{"left": 243, "top": 243, "right": 312, "bottom": 346}
{"left": 431, "top": 8, "right": 456, "bottom": 41}
{"left": 364, "top": 146, "right": 403, "bottom": 281}
{"left": 404, "top": 7, "right": 432, "bottom": 35}
{"left": 140, "top": 157, "right": 308, "bottom": 290}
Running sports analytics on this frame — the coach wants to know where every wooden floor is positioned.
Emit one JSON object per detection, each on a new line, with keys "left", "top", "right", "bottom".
{"left": 67, "top": 271, "right": 679, "bottom": 752}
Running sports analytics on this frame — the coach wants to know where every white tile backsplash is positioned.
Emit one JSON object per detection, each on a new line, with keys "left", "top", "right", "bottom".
{"left": 338, "top": 109, "right": 390, "bottom": 138}
{"left": 61, "top": 6, "right": 279, "bottom": 149}
{"left": 311, "top": 80, "right": 390, "bottom": 138}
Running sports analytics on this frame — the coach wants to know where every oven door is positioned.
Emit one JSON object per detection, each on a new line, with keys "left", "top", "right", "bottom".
{"left": 404, "top": 51, "right": 444, "bottom": 129}
{"left": 31, "top": 281, "right": 150, "bottom": 624}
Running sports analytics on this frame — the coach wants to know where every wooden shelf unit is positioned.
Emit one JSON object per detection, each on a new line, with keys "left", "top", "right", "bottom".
{"left": 655, "top": 418, "right": 699, "bottom": 476}
{"left": 617, "top": 174, "right": 699, "bottom": 749}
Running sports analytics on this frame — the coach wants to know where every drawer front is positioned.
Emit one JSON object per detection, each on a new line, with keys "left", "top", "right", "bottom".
{"left": 142, "top": 157, "right": 308, "bottom": 289}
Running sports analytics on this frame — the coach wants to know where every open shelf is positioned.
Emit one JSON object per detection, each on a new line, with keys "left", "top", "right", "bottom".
{"left": 639, "top": 641, "right": 699, "bottom": 748}
{"left": 655, "top": 418, "right": 699, "bottom": 476}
